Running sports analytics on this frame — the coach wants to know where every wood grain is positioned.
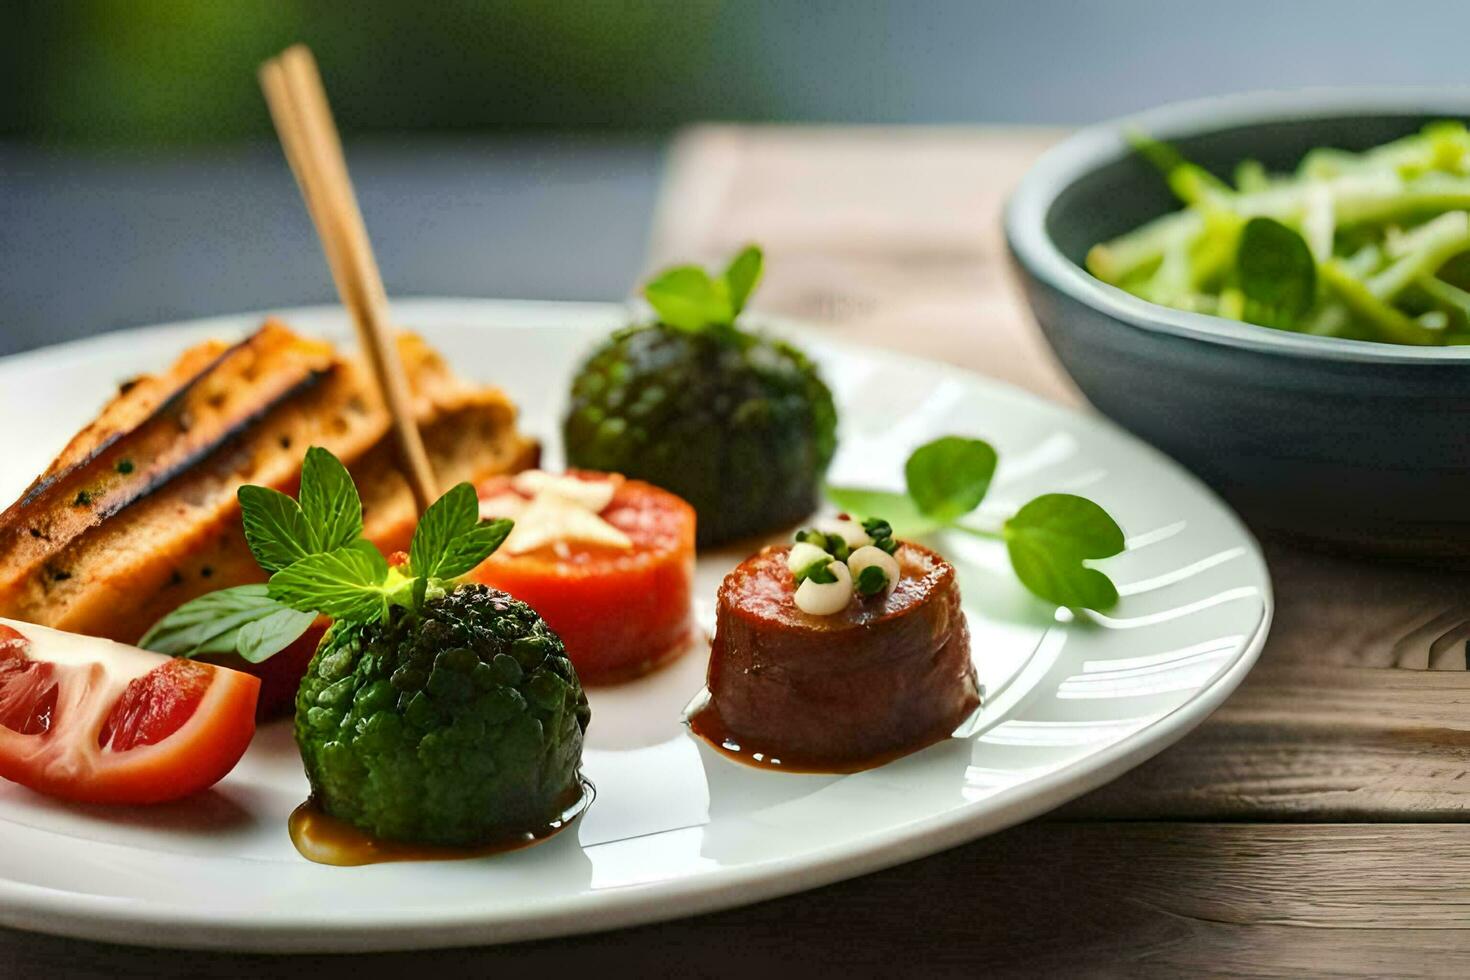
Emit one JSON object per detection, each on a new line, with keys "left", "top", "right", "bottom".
{"left": 9, "top": 822, "right": 1470, "bottom": 978}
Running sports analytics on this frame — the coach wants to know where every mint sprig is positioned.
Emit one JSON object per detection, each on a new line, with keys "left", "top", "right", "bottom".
{"left": 827, "top": 435, "right": 1125, "bottom": 611}
{"left": 140, "top": 447, "right": 514, "bottom": 663}
{"left": 642, "top": 244, "right": 763, "bottom": 332}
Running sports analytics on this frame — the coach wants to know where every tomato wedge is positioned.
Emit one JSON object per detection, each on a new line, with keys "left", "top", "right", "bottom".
{"left": 0, "top": 618, "right": 259, "bottom": 804}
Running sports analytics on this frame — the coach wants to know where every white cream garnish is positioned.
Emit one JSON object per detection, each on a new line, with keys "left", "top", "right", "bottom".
{"left": 501, "top": 488, "right": 632, "bottom": 556}
{"left": 794, "top": 560, "right": 853, "bottom": 615}
{"left": 847, "top": 544, "right": 899, "bottom": 595}
{"left": 478, "top": 492, "right": 528, "bottom": 521}
{"left": 815, "top": 516, "right": 873, "bottom": 551}
{"left": 787, "top": 541, "right": 834, "bottom": 578}
{"left": 511, "top": 470, "right": 618, "bottom": 512}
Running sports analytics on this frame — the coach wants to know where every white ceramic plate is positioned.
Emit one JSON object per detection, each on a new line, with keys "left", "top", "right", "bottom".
{"left": 0, "top": 299, "right": 1271, "bottom": 952}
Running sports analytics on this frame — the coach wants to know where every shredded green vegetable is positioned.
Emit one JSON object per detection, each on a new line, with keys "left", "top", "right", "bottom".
{"left": 1087, "top": 122, "right": 1470, "bottom": 345}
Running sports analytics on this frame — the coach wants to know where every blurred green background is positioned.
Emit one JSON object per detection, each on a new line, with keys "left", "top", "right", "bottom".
{"left": 2, "top": 1, "right": 730, "bottom": 144}
{"left": 6, "top": 0, "right": 1470, "bottom": 355}
{"left": 11, "top": 0, "right": 1470, "bottom": 147}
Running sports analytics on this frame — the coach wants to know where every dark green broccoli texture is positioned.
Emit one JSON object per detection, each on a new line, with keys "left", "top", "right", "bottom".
{"left": 563, "top": 322, "right": 837, "bottom": 546}
{"left": 295, "top": 583, "right": 590, "bottom": 846}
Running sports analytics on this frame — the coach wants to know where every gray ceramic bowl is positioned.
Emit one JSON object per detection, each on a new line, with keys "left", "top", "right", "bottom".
{"left": 1006, "top": 88, "right": 1470, "bottom": 556}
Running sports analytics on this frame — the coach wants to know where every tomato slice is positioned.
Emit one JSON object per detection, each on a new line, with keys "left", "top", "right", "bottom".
{"left": 474, "top": 472, "right": 697, "bottom": 682}
{"left": 0, "top": 619, "right": 259, "bottom": 805}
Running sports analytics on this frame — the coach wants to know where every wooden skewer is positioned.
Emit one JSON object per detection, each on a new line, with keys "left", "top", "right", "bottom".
{"left": 258, "top": 44, "right": 439, "bottom": 514}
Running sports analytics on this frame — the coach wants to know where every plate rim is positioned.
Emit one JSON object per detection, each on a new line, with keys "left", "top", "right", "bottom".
{"left": 0, "top": 298, "right": 1273, "bottom": 952}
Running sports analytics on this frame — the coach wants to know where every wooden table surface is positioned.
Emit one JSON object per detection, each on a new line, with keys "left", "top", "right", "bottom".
{"left": 8, "top": 126, "right": 1470, "bottom": 978}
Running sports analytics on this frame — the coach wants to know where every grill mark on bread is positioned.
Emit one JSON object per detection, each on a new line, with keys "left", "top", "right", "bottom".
{"left": 0, "top": 322, "right": 537, "bottom": 641}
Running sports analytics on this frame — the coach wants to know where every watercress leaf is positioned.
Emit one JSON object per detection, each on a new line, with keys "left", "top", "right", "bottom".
{"left": 643, "top": 265, "right": 731, "bottom": 331}
{"left": 298, "top": 446, "right": 363, "bottom": 553}
{"left": 1003, "top": 493, "right": 1125, "bottom": 610}
{"left": 723, "top": 245, "right": 763, "bottom": 317}
{"left": 823, "top": 485, "right": 940, "bottom": 538}
{"left": 236, "top": 486, "right": 313, "bottom": 573}
{"left": 1238, "top": 216, "right": 1317, "bottom": 329}
{"left": 139, "top": 584, "right": 316, "bottom": 663}
{"left": 410, "top": 482, "right": 480, "bottom": 579}
{"left": 268, "top": 539, "right": 391, "bottom": 621}
{"left": 904, "top": 436, "right": 998, "bottom": 523}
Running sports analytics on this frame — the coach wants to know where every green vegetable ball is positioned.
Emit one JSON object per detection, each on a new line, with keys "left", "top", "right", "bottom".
{"left": 563, "top": 322, "right": 837, "bottom": 546}
{"left": 295, "top": 583, "right": 590, "bottom": 847}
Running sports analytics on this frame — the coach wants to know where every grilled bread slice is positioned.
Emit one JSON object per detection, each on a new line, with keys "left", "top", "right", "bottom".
{"left": 0, "top": 320, "right": 537, "bottom": 642}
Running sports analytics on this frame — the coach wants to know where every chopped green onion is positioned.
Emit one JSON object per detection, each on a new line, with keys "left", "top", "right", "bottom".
{"left": 854, "top": 565, "right": 889, "bottom": 597}
{"left": 861, "top": 517, "right": 898, "bottom": 554}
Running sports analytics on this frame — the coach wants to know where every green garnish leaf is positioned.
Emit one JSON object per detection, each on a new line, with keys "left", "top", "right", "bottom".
{"left": 298, "top": 445, "right": 364, "bottom": 553}
{"left": 237, "top": 485, "right": 314, "bottom": 573}
{"left": 1237, "top": 216, "right": 1317, "bottom": 329}
{"left": 828, "top": 438, "right": 1125, "bottom": 611}
{"left": 724, "top": 245, "right": 763, "bottom": 317}
{"left": 1003, "top": 493, "right": 1125, "bottom": 610}
{"left": 642, "top": 245, "right": 766, "bottom": 332}
{"left": 904, "top": 436, "right": 998, "bottom": 523}
{"left": 854, "top": 564, "right": 889, "bottom": 597}
{"left": 410, "top": 482, "right": 514, "bottom": 581}
{"left": 139, "top": 584, "right": 317, "bottom": 664}
{"left": 268, "top": 539, "right": 394, "bottom": 621}
{"left": 643, "top": 265, "right": 730, "bottom": 332}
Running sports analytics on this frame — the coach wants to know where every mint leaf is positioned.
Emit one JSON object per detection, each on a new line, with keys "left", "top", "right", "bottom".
{"left": 1003, "top": 493, "right": 1125, "bottom": 610}
{"left": 410, "top": 482, "right": 513, "bottom": 580}
{"left": 643, "top": 265, "right": 730, "bottom": 331}
{"left": 1238, "top": 217, "right": 1316, "bottom": 329}
{"left": 237, "top": 486, "right": 313, "bottom": 573}
{"left": 823, "top": 486, "right": 940, "bottom": 539}
{"left": 298, "top": 445, "right": 363, "bottom": 553}
{"left": 410, "top": 482, "right": 478, "bottom": 578}
{"left": 904, "top": 436, "right": 997, "bottom": 523}
{"left": 436, "top": 518, "right": 513, "bottom": 580}
{"left": 139, "top": 584, "right": 317, "bottom": 663}
{"left": 268, "top": 539, "right": 393, "bottom": 620}
{"left": 724, "top": 245, "right": 763, "bottom": 317}
{"left": 234, "top": 605, "right": 321, "bottom": 663}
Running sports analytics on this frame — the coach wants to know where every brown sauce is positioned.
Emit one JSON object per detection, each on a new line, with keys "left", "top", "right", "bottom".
{"left": 686, "top": 696, "right": 962, "bottom": 776}
{"left": 289, "top": 778, "right": 594, "bottom": 866}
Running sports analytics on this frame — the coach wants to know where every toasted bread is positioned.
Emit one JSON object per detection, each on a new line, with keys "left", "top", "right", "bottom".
{"left": 0, "top": 321, "right": 537, "bottom": 642}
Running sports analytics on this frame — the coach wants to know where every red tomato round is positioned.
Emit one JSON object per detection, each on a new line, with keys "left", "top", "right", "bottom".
{"left": 0, "top": 620, "right": 259, "bottom": 805}
{"left": 473, "top": 472, "right": 696, "bottom": 683}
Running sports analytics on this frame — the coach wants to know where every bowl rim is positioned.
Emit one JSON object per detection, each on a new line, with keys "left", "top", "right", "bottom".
{"left": 1004, "top": 85, "right": 1470, "bottom": 364}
